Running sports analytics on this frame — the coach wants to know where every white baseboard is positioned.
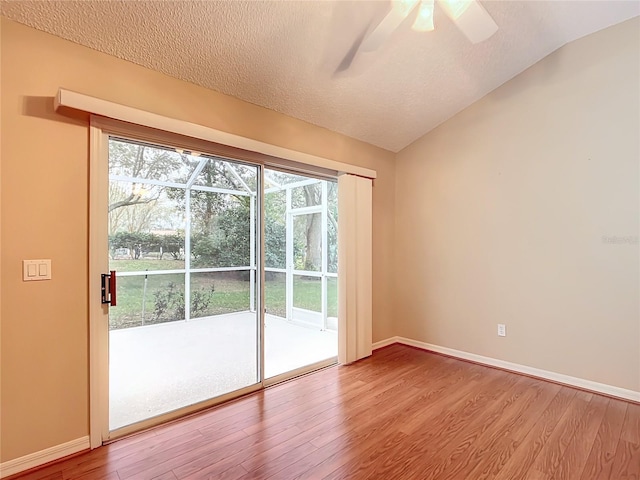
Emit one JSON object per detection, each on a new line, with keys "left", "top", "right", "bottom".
{"left": 372, "top": 337, "right": 398, "bottom": 350}
{"left": 0, "top": 436, "right": 90, "bottom": 478}
{"left": 373, "top": 336, "right": 640, "bottom": 403}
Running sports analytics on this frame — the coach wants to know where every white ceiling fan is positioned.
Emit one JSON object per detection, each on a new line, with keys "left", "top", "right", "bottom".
{"left": 335, "top": 0, "right": 498, "bottom": 73}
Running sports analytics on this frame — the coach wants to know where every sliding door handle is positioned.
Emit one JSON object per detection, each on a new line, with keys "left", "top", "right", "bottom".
{"left": 101, "top": 270, "right": 117, "bottom": 306}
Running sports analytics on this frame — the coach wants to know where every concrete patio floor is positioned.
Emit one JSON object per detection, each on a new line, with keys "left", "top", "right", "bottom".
{"left": 109, "top": 312, "right": 337, "bottom": 430}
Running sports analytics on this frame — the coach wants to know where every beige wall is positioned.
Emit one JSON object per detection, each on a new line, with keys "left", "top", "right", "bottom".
{"left": 395, "top": 18, "right": 639, "bottom": 392}
{"left": 0, "top": 18, "right": 395, "bottom": 462}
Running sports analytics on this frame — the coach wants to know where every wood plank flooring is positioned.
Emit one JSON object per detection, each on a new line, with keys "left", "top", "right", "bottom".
{"left": 8, "top": 344, "right": 639, "bottom": 480}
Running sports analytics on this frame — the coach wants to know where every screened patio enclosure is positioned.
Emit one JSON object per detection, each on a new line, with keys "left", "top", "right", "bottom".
{"left": 108, "top": 138, "right": 337, "bottom": 430}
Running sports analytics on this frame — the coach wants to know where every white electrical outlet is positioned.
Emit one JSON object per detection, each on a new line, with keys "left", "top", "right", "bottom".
{"left": 497, "top": 324, "right": 506, "bottom": 337}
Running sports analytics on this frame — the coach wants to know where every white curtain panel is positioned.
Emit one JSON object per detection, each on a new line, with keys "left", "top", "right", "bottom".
{"left": 337, "top": 174, "right": 373, "bottom": 364}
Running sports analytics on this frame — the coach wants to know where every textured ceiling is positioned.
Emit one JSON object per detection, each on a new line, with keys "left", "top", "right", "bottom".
{"left": 2, "top": 1, "right": 639, "bottom": 152}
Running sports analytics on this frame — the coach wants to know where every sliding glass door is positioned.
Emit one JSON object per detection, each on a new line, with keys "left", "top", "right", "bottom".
{"left": 264, "top": 169, "right": 338, "bottom": 379}
{"left": 107, "top": 138, "right": 260, "bottom": 432}
{"left": 99, "top": 134, "right": 339, "bottom": 439}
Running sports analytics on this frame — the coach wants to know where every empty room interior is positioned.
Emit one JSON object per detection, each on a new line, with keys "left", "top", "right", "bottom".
{"left": 0, "top": 1, "right": 639, "bottom": 479}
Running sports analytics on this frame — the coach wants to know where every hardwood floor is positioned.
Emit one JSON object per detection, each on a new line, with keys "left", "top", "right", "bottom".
{"left": 9, "top": 344, "right": 639, "bottom": 480}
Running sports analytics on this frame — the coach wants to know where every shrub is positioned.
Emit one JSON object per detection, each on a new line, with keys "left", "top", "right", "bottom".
{"left": 153, "top": 281, "right": 216, "bottom": 322}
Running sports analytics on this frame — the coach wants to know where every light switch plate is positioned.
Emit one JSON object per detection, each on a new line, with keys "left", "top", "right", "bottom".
{"left": 23, "top": 259, "right": 52, "bottom": 281}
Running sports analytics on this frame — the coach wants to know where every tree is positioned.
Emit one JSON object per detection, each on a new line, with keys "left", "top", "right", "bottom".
{"left": 265, "top": 189, "right": 286, "bottom": 269}
{"left": 183, "top": 162, "right": 231, "bottom": 232}
{"left": 110, "top": 232, "right": 158, "bottom": 259}
{"left": 107, "top": 139, "right": 335, "bottom": 272}
{"left": 108, "top": 140, "right": 192, "bottom": 239}
{"left": 302, "top": 184, "right": 322, "bottom": 271}
{"left": 108, "top": 142, "right": 185, "bottom": 213}
{"left": 166, "top": 158, "right": 257, "bottom": 230}
{"left": 159, "top": 233, "right": 184, "bottom": 260}
{"left": 264, "top": 172, "right": 337, "bottom": 272}
{"left": 167, "top": 159, "right": 257, "bottom": 268}
{"left": 327, "top": 181, "right": 338, "bottom": 272}
{"left": 109, "top": 182, "right": 161, "bottom": 233}
{"left": 215, "top": 205, "right": 251, "bottom": 266}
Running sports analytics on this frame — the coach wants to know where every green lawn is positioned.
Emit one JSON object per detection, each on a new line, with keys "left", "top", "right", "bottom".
{"left": 109, "top": 267, "right": 337, "bottom": 330}
{"left": 265, "top": 275, "right": 337, "bottom": 318}
{"left": 110, "top": 258, "right": 185, "bottom": 272}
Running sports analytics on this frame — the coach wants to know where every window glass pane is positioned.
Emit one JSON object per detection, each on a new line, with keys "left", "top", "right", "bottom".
{"left": 291, "top": 183, "right": 322, "bottom": 208}
{"left": 264, "top": 168, "right": 338, "bottom": 380}
{"left": 190, "top": 193, "right": 250, "bottom": 268}
{"left": 327, "top": 276, "right": 338, "bottom": 321}
{"left": 109, "top": 271, "right": 257, "bottom": 430}
{"left": 293, "top": 213, "right": 322, "bottom": 272}
{"left": 227, "top": 162, "right": 258, "bottom": 192}
{"left": 109, "top": 273, "right": 186, "bottom": 330}
{"left": 109, "top": 138, "right": 197, "bottom": 184}
{"left": 293, "top": 275, "right": 322, "bottom": 313}
{"left": 190, "top": 272, "right": 251, "bottom": 319}
{"left": 327, "top": 181, "right": 338, "bottom": 274}
{"left": 108, "top": 137, "right": 261, "bottom": 433}
{"left": 265, "top": 190, "right": 286, "bottom": 269}
{"left": 265, "top": 171, "right": 307, "bottom": 187}
{"left": 191, "top": 157, "right": 256, "bottom": 191}
{"left": 265, "top": 271, "right": 286, "bottom": 317}
{"left": 109, "top": 183, "right": 185, "bottom": 272}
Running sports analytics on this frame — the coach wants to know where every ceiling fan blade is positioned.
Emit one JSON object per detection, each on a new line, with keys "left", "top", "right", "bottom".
{"left": 334, "top": 27, "right": 369, "bottom": 74}
{"left": 440, "top": 0, "right": 498, "bottom": 44}
{"left": 360, "top": 0, "right": 420, "bottom": 53}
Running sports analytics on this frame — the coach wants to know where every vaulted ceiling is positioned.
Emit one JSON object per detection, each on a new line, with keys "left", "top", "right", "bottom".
{"left": 2, "top": 1, "right": 638, "bottom": 152}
